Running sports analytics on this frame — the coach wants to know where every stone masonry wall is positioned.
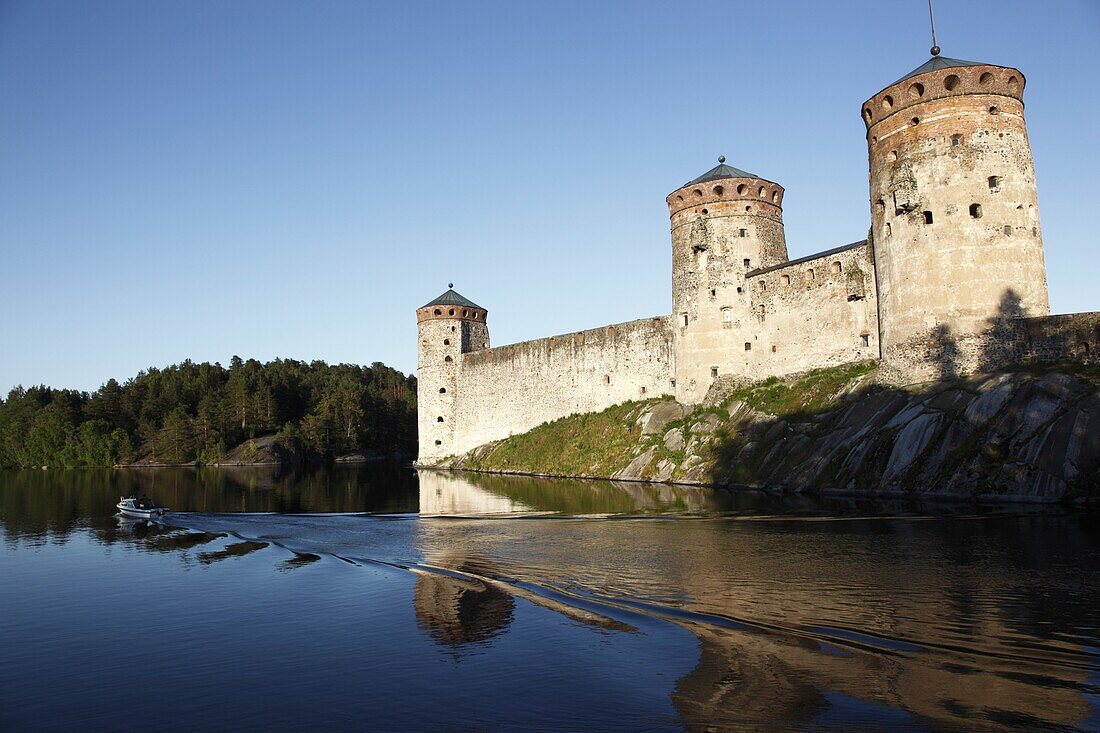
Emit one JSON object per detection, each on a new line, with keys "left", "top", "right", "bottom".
{"left": 746, "top": 241, "right": 881, "bottom": 376}
{"left": 879, "top": 311, "right": 1100, "bottom": 384}
{"left": 444, "top": 316, "right": 674, "bottom": 458}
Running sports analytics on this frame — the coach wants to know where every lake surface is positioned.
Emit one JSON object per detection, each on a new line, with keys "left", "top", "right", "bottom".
{"left": 2, "top": 466, "right": 1098, "bottom": 732}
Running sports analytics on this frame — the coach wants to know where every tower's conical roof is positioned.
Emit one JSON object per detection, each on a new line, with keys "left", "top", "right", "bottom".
{"left": 421, "top": 287, "right": 484, "bottom": 311}
{"left": 683, "top": 161, "right": 759, "bottom": 187}
{"left": 893, "top": 55, "right": 992, "bottom": 85}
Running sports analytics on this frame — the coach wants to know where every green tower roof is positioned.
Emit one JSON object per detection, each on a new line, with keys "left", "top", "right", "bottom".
{"left": 421, "top": 287, "right": 484, "bottom": 311}
{"left": 683, "top": 161, "right": 759, "bottom": 187}
{"left": 893, "top": 55, "right": 992, "bottom": 86}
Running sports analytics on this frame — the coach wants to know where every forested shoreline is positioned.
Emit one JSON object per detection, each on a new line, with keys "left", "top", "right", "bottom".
{"left": 0, "top": 358, "right": 417, "bottom": 468}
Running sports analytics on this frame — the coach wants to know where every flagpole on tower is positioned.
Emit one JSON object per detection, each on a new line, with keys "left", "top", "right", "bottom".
{"left": 928, "top": 0, "right": 941, "bottom": 56}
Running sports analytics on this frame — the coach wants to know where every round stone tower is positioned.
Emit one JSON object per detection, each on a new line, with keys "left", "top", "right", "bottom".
{"left": 863, "top": 52, "right": 1049, "bottom": 378}
{"left": 667, "top": 158, "right": 788, "bottom": 403}
{"left": 415, "top": 286, "right": 489, "bottom": 463}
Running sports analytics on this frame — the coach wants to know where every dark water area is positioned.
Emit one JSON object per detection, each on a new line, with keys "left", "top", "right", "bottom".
{"left": 2, "top": 466, "right": 1099, "bottom": 732}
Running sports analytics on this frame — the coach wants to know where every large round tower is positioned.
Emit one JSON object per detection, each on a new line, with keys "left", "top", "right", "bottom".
{"left": 667, "top": 159, "right": 788, "bottom": 403}
{"left": 863, "top": 52, "right": 1049, "bottom": 378}
{"left": 415, "top": 286, "right": 489, "bottom": 463}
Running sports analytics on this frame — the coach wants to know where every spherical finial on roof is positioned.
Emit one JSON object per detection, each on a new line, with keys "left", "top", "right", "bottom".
{"left": 718, "top": 155, "right": 725, "bottom": 163}
{"left": 930, "top": 45, "right": 941, "bottom": 56}
{"left": 448, "top": 282, "right": 454, "bottom": 289}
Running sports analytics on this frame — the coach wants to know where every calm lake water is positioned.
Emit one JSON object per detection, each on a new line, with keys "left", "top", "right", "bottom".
{"left": 2, "top": 466, "right": 1098, "bottom": 732}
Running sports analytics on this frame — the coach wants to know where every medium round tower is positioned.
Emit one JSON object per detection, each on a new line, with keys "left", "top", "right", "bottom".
{"left": 863, "top": 53, "right": 1049, "bottom": 377}
{"left": 667, "top": 158, "right": 788, "bottom": 403}
{"left": 415, "top": 286, "right": 489, "bottom": 463}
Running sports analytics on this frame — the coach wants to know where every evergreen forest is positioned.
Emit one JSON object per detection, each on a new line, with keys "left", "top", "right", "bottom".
{"left": 0, "top": 357, "right": 417, "bottom": 468}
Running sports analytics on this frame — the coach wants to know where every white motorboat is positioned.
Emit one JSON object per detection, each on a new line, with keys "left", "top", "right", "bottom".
{"left": 116, "top": 496, "right": 167, "bottom": 520}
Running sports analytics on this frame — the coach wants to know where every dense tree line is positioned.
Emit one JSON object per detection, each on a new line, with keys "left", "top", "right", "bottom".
{"left": 0, "top": 357, "right": 417, "bottom": 468}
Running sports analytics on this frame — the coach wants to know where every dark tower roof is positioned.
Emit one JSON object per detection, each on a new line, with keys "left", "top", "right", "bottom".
{"left": 683, "top": 161, "right": 759, "bottom": 187}
{"left": 421, "top": 287, "right": 484, "bottom": 311}
{"left": 893, "top": 55, "right": 992, "bottom": 85}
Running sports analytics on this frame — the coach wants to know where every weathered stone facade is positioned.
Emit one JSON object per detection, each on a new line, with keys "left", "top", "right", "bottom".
{"left": 415, "top": 52, "right": 1095, "bottom": 464}
{"left": 418, "top": 314, "right": 673, "bottom": 462}
{"left": 863, "top": 62, "right": 1049, "bottom": 377}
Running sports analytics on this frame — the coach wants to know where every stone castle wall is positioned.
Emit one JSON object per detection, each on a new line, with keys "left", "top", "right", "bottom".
{"left": 444, "top": 316, "right": 674, "bottom": 458}
{"left": 878, "top": 311, "right": 1100, "bottom": 384}
{"left": 746, "top": 241, "right": 881, "bottom": 376}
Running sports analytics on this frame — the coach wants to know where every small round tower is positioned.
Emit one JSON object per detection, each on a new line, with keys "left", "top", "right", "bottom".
{"left": 667, "top": 158, "right": 788, "bottom": 403}
{"left": 416, "top": 286, "right": 489, "bottom": 463}
{"left": 863, "top": 52, "right": 1049, "bottom": 376}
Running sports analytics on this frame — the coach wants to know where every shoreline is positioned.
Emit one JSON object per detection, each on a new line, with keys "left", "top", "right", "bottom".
{"left": 416, "top": 463, "right": 1094, "bottom": 507}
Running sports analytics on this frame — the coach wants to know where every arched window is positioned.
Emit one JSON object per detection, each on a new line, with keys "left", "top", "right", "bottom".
{"left": 444, "top": 355, "right": 453, "bottom": 363}
{"left": 744, "top": 342, "right": 752, "bottom": 351}
{"left": 989, "top": 176, "right": 1002, "bottom": 189}
{"left": 831, "top": 261, "right": 842, "bottom": 274}
{"left": 439, "top": 387, "right": 446, "bottom": 394}
{"left": 969, "top": 203, "right": 983, "bottom": 219}
{"left": 806, "top": 268, "right": 815, "bottom": 281}
{"left": 758, "top": 280, "right": 766, "bottom": 292}
{"left": 436, "top": 416, "right": 444, "bottom": 423}
{"left": 433, "top": 309, "right": 441, "bottom": 316}
{"left": 781, "top": 274, "right": 791, "bottom": 286}
{"left": 443, "top": 339, "right": 450, "bottom": 345}
{"left": 923, "top": 211, "right": 934, "bottom": 224}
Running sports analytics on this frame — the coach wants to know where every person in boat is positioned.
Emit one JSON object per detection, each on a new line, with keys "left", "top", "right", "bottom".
{"left": 139, "top": 494, "right": 151, "bottom": 509}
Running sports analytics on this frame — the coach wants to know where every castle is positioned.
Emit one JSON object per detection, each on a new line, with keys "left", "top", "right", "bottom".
{"left": 416, "top": 49, "right": 1098, "bottom": 464}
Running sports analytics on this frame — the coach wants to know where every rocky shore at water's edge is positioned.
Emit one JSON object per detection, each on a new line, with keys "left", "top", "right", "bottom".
{"left": 435, "top": 363, "right": 1100, "bottom": 504}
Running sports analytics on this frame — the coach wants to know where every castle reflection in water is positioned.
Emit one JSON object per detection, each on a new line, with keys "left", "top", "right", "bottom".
{"left": 0, "top": 466, "right": 1095, "bottom": 731}
{"left": 413, "top": 469, "right": 1097, "bottom": 731}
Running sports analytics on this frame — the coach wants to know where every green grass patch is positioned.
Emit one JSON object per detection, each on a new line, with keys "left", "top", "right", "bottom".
{"left": 464, "top": 399, "right": 664, "bottom": 475}
{"left": 719, "top": 361, "right": 878, "bottom": 416}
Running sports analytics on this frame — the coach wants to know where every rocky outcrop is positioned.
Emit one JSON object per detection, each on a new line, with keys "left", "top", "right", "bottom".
{"left": 449, "top": 367, "right": 1100, "bottom": 503}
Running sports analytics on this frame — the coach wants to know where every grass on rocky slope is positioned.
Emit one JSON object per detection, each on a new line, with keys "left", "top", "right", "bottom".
{"left": 461, "top": 400, "right": 656, "bottom": 476}
{"left": 459, "top": 362, "right": 880, "bottom": 476}
{"left": 720, "top": 360, "right": 878, "bottom": 415}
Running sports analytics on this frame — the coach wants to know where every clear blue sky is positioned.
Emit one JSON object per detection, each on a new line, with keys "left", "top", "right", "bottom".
{"left": 1, "top": 0, "right": 1097, "bottom": 393}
